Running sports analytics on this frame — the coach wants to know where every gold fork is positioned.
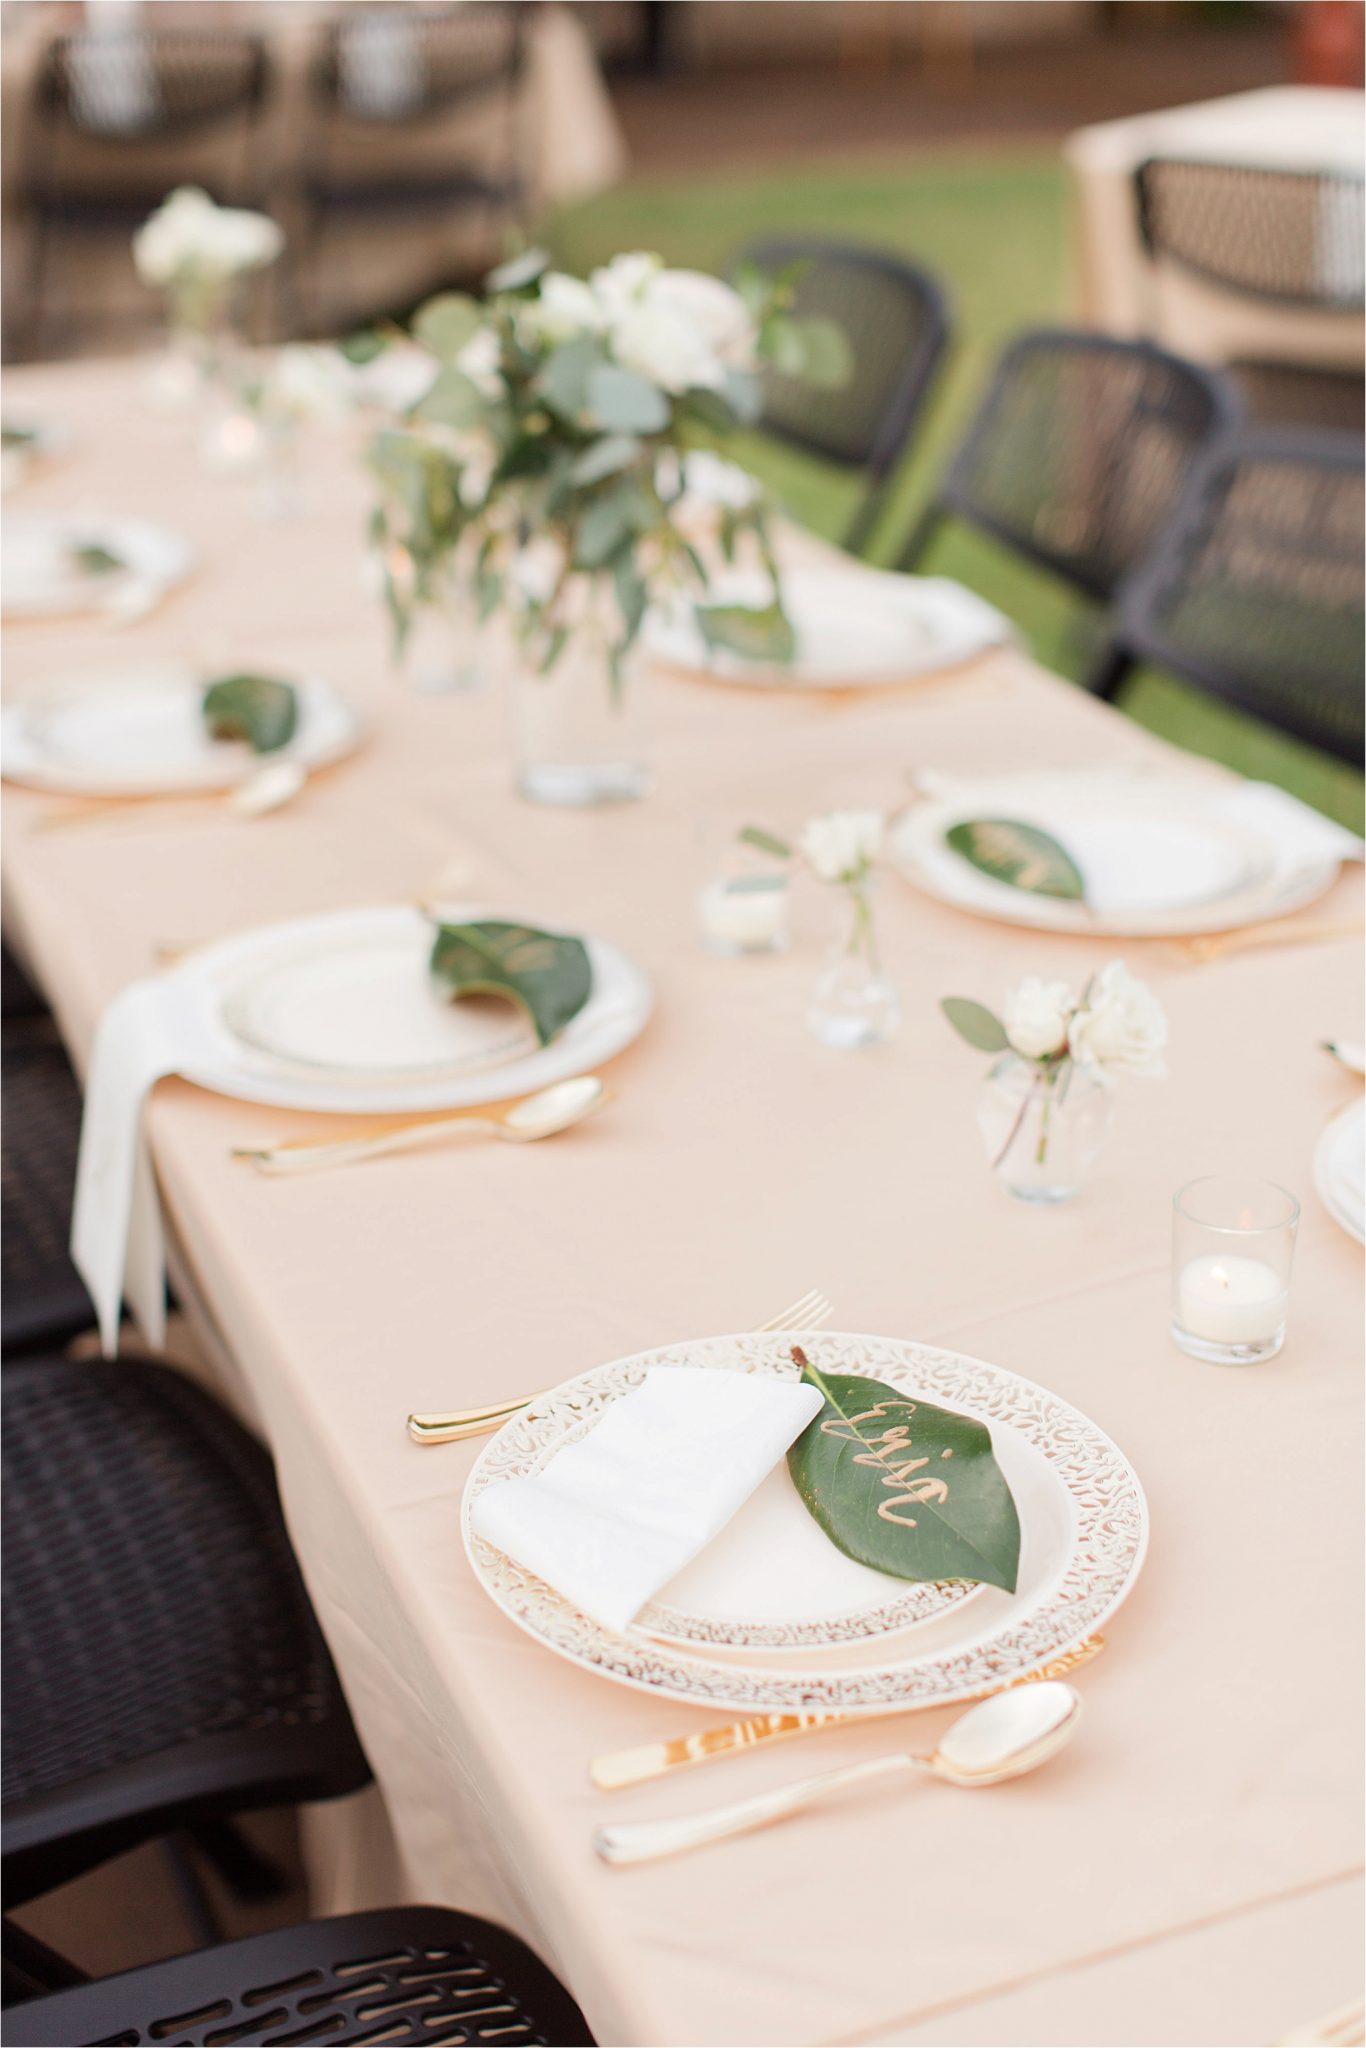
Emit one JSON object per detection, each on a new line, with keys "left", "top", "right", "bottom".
{"left": 405, "top": 1287, "right": 834, "bottom": 1445}
{"left": 1168, "top": 916, "right": 1362, "bottom": 966}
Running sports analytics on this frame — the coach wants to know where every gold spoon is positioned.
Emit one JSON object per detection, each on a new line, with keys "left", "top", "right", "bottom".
{"left": 594, "top": 1681, "right": 1083, "bottom": 1866}
{"left": 233, "top": 1074, "right": 606, "bottom": 1175}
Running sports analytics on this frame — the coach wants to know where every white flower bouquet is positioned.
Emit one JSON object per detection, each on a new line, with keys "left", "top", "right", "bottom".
{"left": 134, "top": 186, "right": 284, "bottom": 333}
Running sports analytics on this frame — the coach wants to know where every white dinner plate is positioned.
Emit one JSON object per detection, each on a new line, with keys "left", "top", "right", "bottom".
{"left": 644, "top": 565, "right": 1011, "bottom": 688}
{"left": 1, "top": 514, "right": 193, "bottom": 619}
{"left": 1, "top": 666, "right": 362, "bottom": 796}
{"left": 1314, "top": 1099, "right": 1365, "bottom": 1245}
{"left": 163, "top": 904, "right": 652, "bottom": 1115}
{"left": 891, "top": 770, "right": 1342, "bottom": 937}
{"left": 463, "top": 1330, "right": 1148, "bottom": 1715}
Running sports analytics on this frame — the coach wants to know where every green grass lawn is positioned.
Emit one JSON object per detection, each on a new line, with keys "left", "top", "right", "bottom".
{"left": 548, "top": 153, "right": 1363, "bottom": 829}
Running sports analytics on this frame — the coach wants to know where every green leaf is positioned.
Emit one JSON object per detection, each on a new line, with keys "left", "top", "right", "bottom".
{"left": 2, "top": 423, "right": 38, "bottom": 450}
{"left": 202, "top": 673, "right": 299, "bottom": 755}
{"left": 574, "top": 493, "right": 633, "bottom": 571}
{"left": 721, "top": 367, "right": 763, "bottom": 425}
{"left": 339, "top": 328, "right": 386, "bottom": 365}
{"left": 945, "top": 819, "right": 1086, "bottom": 902}
{"left": 698, "top": 600, "right": 796, "bottom": 665}
{"left": 428, "top": 920, "right": 592, "bottom": 1048}
{"left": 71, "top": 542, "right": 123, "bottom": 578}
{"left": 539, "top": 334, "right": 603, "bottom": 422}
{"left": 612, "top": 549, "right": 648, "bottom": 645}
{"left": 787, "top": 1353, "right": 1021, "bottom": 1594}
{"left": 940, "top": 997, "right": 1009, "bottom": 1055}
{"left": 486, "top": 247, "right": 550, "bottom": 293}
{"left": 587, "top": 364, "right": 669, "bottom": 434}
{"left": 411, "top": 365, "right": 484, "bottom": 430}
{"left": 412, "top": 293, "right": 482, "bottom": 361}
{"left": 681, "top": 387, "right": 740, "bottom": 434}
{"left": 569, "top": 434, "right": 642, "bottom": 487}
{"left": 738, "top": 824, "right": 792, "bottom": 860}
{"left": 770, "top": 314, "right": 854, "bottom": 389}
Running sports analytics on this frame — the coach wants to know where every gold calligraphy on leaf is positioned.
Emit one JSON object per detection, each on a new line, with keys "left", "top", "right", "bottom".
{"left": 819, "top": 1400, "right": 951, "bottom": 1527}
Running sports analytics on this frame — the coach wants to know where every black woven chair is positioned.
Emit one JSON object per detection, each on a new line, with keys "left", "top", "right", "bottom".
{"left": 739, "top": 237, "right": 951, "bottom": 556}
{"left": 1, "top": 940, "right": 48, "bottom": 1022}
{"left": 899, "top": 328, "right": 1239, "bottom": 601}
{"left": 301, "top": 4, "right": 524, "bottom": 319}
{"left": 1136, "top": 158, "right": 1365, "bottom": 432}
{"left": 1, "top": 1021, "right": 93, "bottom": 1359}
{"left": 2, "top": 1354, "right": 371, "bottom": 1910}
{"left": 1086, "top": 427, "right": 1365, "bottom": 766}
{"left": 19, "top": 28, "right": 269, "bottom": 357}
{"left": 4, "top": 1906, "right": 595, "bottom": 2045}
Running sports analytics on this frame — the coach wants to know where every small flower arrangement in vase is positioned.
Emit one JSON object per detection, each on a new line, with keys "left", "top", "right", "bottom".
{"left": 743, "top": 810, "right": 899, "bottom": 1048}
{"left": 361, "top": 248, "right": 848, "bottom": 802}
{"left": 133, "top": 187, "right": 284, "bottom": 410}
{"left": 943, "top": 962, "right": 1168, "bottom": 1203}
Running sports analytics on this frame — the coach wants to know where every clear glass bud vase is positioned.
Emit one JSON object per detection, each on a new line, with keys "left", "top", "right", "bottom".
{"left": 401, "top": 571, "right": 489, "bottom": 696}
{"left": 807, "top": 884, "right": 899, "bottom": 1050}
{"left": 976, "top": 1053, "right": 1113, "bottom": 1204}
{"left": 510, "top": 613, "right": 650, "bottom": 806}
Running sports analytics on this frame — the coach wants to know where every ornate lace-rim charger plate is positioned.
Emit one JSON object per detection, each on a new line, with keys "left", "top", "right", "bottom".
{"left": 1314, "top": 1099, "right": 1365, "bottom": 1245}
{"left": 891, "top": 771, "right": 1339, "bottom": 937}
{"left": 462, "top": 1330, "right": 1148, "bottom": 1714}
{"left": 1, "top": 514, "right": 193, "bottom": 619}
{"left": 644, "top": 566, "right": 1010, "bottom": 688}
{"left": 1, "top": 665, "right": 361, "bottom": 796}
{"left": 160, "top": 905, "right": 653, "bottom": 1115}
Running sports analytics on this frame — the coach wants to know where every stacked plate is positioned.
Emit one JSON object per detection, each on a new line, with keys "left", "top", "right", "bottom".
{"left": 157, "top": 905, "right": 653, "bottom": 1117}
{"left": 2, "top": 514, "right": 192, "bottom": 620}
{"left": 645, "top": 565, "right": 1011, "bottom": 689}
{"left": 463, "top": 1330, "right": 1148, "bottom": 1715}
{"left": 891, "top": 769, "right": 1357, "bottom": 937}
{"left": 2, "top": 666, "right": 361, "bottom": 797}
{"left": 1314, "top": 1101, "right": 1365, "bottom": 1245}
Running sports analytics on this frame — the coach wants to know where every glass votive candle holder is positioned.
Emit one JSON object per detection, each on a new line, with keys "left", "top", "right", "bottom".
{"left": 1171, "top": 1175, "right": 1299, "bottom": 1365}
{"left": 696, "top": 831, "right": 790, "bottom": 957}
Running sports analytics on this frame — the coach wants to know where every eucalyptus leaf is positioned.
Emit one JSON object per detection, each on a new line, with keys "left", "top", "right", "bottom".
{"left": 721, "top": 367, "right": 764, "bottom": 425}
{"left": 738, "top": 824, "right": 793, "bottom": 860}
{"left": 340, "top": 328, "right": 386, "bottom": 365}
{"left": 2, "top": 423, "right": 38, "bottom": 450}
{"left": 486, "top": 247, "right": 550, "bottom": 293}
{"left": 570, "top": 434, "right": 642, "bottom": 487}
{"left": 945, "top": 819, "right": 1086, "bottom": 902}
{"left": 412, "top": 366, "right": 484, "bottom": 430}
{"left": 429, "top": 920, "right": 592, "bottom": 1048}
{"left": 412, "top": 293, "right": 482, "bottom": 362}
{"left": 940, "top": 997, "right": 1009, "bottom": 1055}
{"left": 783, "top": 315, "right": 854, "bottom": 389}
{"left": 587, "top": 364, "right": 670, "bottom": 435}
{"left": 574, "top": 492, "right": 633, "bottom": 571}
{"left": 539, "top": 334, "right": 603, "bottom": 422}
{"left": 698, "top": 600, "right": 796, "bottom": 665}
{"left": 202, "top": 674, "right": 299, "bottom": 755}
{"left": 71, "top": 543, "right": 123, "bottom": 578}
{"left": 786, "top": 1352, "right": 1021, "bottom": 1594}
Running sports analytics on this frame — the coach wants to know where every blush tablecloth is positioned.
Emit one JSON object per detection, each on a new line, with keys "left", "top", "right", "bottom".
{"left": 2, "top": 358, "right": 1362, "bottom": 2048}
{"left": 1065, "top": 86, "right": 1365, "bottom": 374}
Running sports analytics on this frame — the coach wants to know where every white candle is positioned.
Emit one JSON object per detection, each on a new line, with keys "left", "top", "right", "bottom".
{"left": 697, "top": 876, "right": 789, "bottom": 955}
{"left": 1177, "top": 1254, "right": 1287, "bottom": 1346}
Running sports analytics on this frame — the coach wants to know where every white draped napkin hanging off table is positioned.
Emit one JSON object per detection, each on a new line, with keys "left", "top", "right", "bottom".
{"left": 71, "top": 906, "right": 653, "bottom": 1354}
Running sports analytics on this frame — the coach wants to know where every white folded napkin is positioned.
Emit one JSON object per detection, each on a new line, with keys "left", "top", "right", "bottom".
{"left": 1213, "top": 781, "right": 1364, "bottom": 871}
{"left": 469, "top": 1366, "right": 824, "bottom": 1634}
{"left": 71, "top": 974, "right": 214, "bottom": 1356}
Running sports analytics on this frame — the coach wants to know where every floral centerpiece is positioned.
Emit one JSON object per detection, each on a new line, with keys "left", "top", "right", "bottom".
{"left": 134, "top": 187, "right": 284, "bottom": 406}
{"left": 944, "top": 962, "right": 1168, "bottom": 1203}
{"left": 361, "top": 247, "right": 847, "bottom": 801}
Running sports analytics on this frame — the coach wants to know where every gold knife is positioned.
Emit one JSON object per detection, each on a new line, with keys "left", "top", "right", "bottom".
{"left": 589, "top": 1632, "right": 1106, "bottom": 1790}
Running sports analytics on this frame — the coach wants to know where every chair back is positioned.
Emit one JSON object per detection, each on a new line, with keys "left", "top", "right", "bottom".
{"left": 314, "top": 4, "right": 523, "bottom": 124}
{"left": 1137, "top": 158, "right": 1366, "bottom": 312}
{"left": 39, "top": 28, "right": 266, "bottom": 142}
{"left": 927, "top": 328, "right": 1239, "bottom": 600}
{"left": 1116, "top": 426, "right": 1365, "bottom": 763}
{"left": 740, "top": 236, "right": 951, "bottom": 553}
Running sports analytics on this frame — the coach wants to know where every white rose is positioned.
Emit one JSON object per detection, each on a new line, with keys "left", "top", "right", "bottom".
{"left": 612, "top": 303, "right": 723, "bottom": 395}
{"left": 454, "top": 325, "right": 505, "bottom": 399}
{"left": 1002, "top": 977, "right": 1076, "bottom": 1061}
{"left": 134, "top": 186, "right": 282, "bottom": 285}
{"left": 266, "top": 344, "right": 351, "bottom": 421}
{"left": 523, "top": 272, "right": 604, "bottom": 348}
{"left": 647, "top": 270, "right": 755, "bottom": 370}
{"left": 1067, "top": 961, "right": 1168, "bottom": 1083}
{"left": 677, "top": 450, "right": 759, "bottom": 508}
{"left": 798, "top": 809, "right": 885, "bottom": 885}
{"left": 589, "top": 250, "right": 662, "bottom": 323}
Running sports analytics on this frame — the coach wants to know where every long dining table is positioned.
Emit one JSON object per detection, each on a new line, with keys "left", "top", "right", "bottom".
{"left": 3, "top": 356, "right": 1363, "bottom": 2048}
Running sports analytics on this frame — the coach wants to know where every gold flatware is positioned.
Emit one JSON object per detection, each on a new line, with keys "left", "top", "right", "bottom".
{"left": 594, "top": 1681, "right": 1082, "bottom": 1865}
{"left": 234, "top": 1076, "right": 607, "bottom": 1175}
{"left": 589, "top": 1631, "right": 1105, "bottom": 1790}
{"left": 1169, "top": 916, "right": 1362, "bottom": 966}
{"left": 406, "top": 1287, "right": 834, "bottom": 1446}
{"left": 34, "top": 759, "right": 307, "bottom": 835}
